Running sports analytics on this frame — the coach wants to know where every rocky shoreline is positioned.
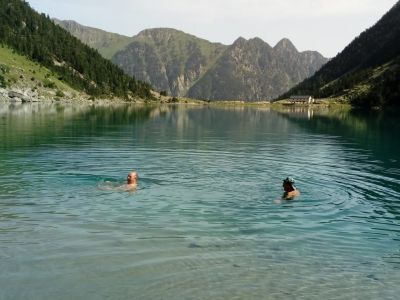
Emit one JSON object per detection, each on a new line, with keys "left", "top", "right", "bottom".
{"left": 0, "top": 85, "right": 204, "bottom": 105}
{"left": 0, "top": 87, "right": 40, "bottom": 103}
{"left": 0, "top": 86, "right": 148, "bottom": 104}
{"left": 0, "top": 86, "right": 80, "bottom": 103}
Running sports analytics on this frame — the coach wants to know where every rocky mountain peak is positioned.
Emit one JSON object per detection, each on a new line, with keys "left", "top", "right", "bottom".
{"left": 248, "top": 37, "right": 267, "bottom": 45}
{"left": 53, "top": 19, "right": 81, "bottom": 31}
{"left": 136, "top": 28, "right": 204, "bottom": 44}
{"left": 274, "top": 38, "right": 298, "bottom": 53}
{"left": 231, "top": 37, "right": 272, "bottom": 52}
{"left": 248, "top": 37, "right": 272, "bottom": 50}
{"left": 232, "top": 37, "right": 247, "bottom": 46}
{"left": 137, "top": 28, "right": 182, "bottom": 37}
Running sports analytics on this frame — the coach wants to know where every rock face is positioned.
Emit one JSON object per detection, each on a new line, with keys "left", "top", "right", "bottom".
{"left": 56, "top": 20, "right": 328, "bottom": 101}
{"left": 113, "top": 31, "right": 327, "bottom": 100}
{"left": 187, "top": 37, "right": 327, "bottom": 100}
{"left": 111, "top": 28, "right": 227, "bottom": 97}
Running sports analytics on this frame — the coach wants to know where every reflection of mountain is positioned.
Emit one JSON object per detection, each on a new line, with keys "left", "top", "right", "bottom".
{"left": 130, "top": 105, "right": 297, "bottom": 148}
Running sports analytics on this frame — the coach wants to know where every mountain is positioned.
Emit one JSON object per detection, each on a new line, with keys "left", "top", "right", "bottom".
{"left": 187, "top": 37, "right": 327, "bottom": 101}
{"left": 112, "top": 30, "right": 327, "bottom": 100}
{"left": 281, "top": 1, "right": 400, "bottom": 108}
{"left": 56, "top": 21, "right": 328, "bottom": 101}
{"left": 112, "top": 28, "right": 228, "bottom": 97}
{"left": 0, "top": 0, "right": 152, "bottom": 99}
{"left": 53, "top": 19, "right": 134, "bottom": 59}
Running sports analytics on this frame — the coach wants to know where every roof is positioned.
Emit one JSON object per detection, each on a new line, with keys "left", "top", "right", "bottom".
{"left": 290, "top": 95, "right": 313, "bottom": 99}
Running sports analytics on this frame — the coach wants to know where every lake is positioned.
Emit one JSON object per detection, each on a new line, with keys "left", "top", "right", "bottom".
{"left": 1, "top": 102, "right": 400, "bottom": 299}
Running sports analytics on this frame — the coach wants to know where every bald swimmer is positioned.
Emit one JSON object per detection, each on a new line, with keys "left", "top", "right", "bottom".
{"left": 124, "top": 171, "right": 138, "bottom": 191}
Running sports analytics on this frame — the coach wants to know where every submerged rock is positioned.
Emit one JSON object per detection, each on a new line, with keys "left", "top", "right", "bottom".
{"left": 188, "top": 242, "right": 203, "bottom": 248}
{"left": 366, "top": 274, "right": 379, "bottom": 281}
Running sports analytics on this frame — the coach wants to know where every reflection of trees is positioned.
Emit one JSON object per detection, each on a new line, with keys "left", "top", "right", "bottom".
{"left": 0, "top": 102, "right": 157, "bottom": 150}
{"left": 275, "top": 106, "right": 400, "bottom": 158}
{"left": 276, "top": 106, "right": 400, "bottom": 219}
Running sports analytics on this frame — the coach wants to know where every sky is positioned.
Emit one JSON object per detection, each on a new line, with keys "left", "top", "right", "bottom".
{"left": 27, "top": 0, "right": 398, "bottom": 57}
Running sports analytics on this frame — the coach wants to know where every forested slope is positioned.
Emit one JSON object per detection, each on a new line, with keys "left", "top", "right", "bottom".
{"left": 0, "top": 0, "right": 152, "bottom": 99}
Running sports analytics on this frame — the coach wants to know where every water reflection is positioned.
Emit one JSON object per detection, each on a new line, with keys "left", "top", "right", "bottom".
{"left": 275, "top": 105, "right": 400, "bottom": 166}
{"left": 0, "top": 102, "right": 159, "bottom": 149}
{"left": 1, "top": 102, "right": 400, "bottom": 299}
{"left": 276, "top": 106, "right": 400, "bottom": 223}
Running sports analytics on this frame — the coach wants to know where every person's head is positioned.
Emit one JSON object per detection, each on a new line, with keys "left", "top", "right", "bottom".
{"left": 282, "top": 177, "right": 295, "bottom": 192}
{"left": 127, "top": 171, "right": 138, "bottom": 184}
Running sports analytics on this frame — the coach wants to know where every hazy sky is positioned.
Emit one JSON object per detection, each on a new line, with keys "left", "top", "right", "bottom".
{"left": 28, "top": 0, "right": 398, "bottom": 57}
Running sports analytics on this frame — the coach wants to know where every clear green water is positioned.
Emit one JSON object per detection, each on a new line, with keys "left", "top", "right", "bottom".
{"left": 1, "top": 102, "right": 400, "bottom": 299}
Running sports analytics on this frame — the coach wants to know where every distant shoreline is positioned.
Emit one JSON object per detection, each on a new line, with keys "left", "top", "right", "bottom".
{"left": 0, "top": 87, "right": 350, "bottom": 109}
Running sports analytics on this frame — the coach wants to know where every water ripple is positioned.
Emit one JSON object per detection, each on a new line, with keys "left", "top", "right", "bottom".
{"left": 1, "top": 103, "right": 400, "bottom": 299}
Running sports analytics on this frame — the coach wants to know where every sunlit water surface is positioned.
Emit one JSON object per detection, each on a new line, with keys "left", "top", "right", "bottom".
{"left": 1, "top": 102, "right": 400, "bottom": 299}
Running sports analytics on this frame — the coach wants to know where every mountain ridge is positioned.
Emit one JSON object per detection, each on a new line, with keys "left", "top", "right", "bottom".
{"left": 187, "top": 35, "right": 327, "bottom": 100}
{"left": 55, "top": 20, "right": 329, "bottom": 101}
{"left": 52, "top": 18, "right": 134, "bottom": 59}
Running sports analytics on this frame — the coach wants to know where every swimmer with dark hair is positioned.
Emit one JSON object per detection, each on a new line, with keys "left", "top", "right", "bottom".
{"left": 282, "top": 177, "right": 299, "bottom": 200}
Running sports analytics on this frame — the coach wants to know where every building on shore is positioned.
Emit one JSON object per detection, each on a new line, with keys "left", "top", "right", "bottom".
{"left": 289, "top": 95, "right": 314, "bottom": 104}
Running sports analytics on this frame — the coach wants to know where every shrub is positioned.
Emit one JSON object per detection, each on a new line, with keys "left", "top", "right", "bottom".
{"left": 160, "top": 90, "right": 168, "bottom": 96}
{"left": 0, "top": 64, "right": 10, "bottom": 74}
{"left": 167, "top": 97, "right": 176, "bottom": 103}
{"left": 43, "top": 79, "right": 56, "bottom": 89}
{"left": 55, "top": 90, "right": 65, "bottom": 97}
{"left": 0, "top": 74, "right": 6, "bottom": 88}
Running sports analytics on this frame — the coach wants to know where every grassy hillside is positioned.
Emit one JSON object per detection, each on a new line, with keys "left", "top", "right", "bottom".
{"left": 0, "top": 0, "right": 152, "bottom": 99}
{"left": 0, "top": 45, "right": 79, "bottom": 98}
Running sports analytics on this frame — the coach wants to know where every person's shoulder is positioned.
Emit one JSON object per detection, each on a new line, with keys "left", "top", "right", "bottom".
{"left": 283, "top": 190, "right": 299, "bottom": 200}
{"left": 126, "top": 183, "right": 137, "bottom": 190}
{"left": 292, "top": 190, "right": 300, "bottom": 199}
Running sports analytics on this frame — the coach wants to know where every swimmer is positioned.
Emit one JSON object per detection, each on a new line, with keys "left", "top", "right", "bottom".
{"left": 282, "top": 177, "right": 299, "bottom": 200}
{"left": 98, "top": 171, "right": 138, "bottom": 191}
{"left": 123, "top": 171, "right": 138, "bottom": 191}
